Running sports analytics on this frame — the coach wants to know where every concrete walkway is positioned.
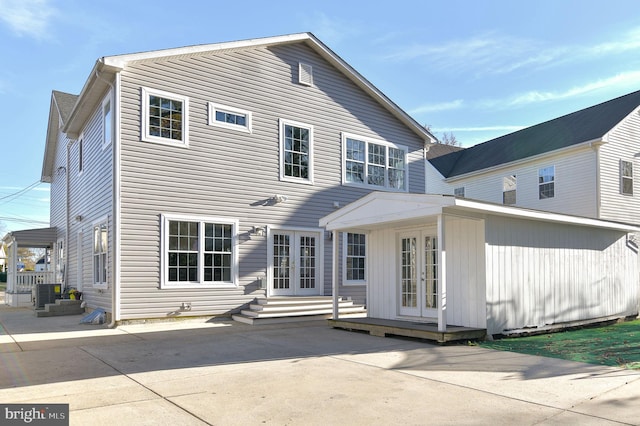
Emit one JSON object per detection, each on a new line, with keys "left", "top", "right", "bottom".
{"left": 1, "top": 304, "right": 639, "bottom": 425}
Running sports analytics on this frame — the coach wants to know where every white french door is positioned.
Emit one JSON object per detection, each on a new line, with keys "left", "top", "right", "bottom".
{"left": 398, "top": 229, "right": 438, "bottom": 318}
{"left": 271, "top": 231, "right": 321, "bottom": 296}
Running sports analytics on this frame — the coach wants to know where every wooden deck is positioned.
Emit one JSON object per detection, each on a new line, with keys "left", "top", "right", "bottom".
{"left": 327, "top": 317, "right": 486, "bottom": 343}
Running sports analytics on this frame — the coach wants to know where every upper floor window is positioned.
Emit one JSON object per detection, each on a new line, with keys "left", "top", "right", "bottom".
{"left": 103, "top": 97, "right": 113, "bottom": 147}
{"left": 279, "top": 119, "right": 313, "bottom": 184}
{"left": 142, "top": 87, "right": 189, "bottom": 146}
{"left": 208, "top": 103, "right": 252, "bottom": 133}
{"left": 162, "top": 215, "right": 237, "bottom": 288}
{"left": 93, "top": 220, "right": 108, "bottom": 288}
{"left": 503, "top": 175, "right": 516, "bottom": 205}
{"left": 621, "top": 160, "right": 633, "bottom": 195}
{"left": 344, "top": 233, "right": 366, "bottom": 284}
{"left": 78, "top": 139, "right": 84, "bottom": 174}
{"left": 342, "top": 133, "right": 407, "bottom": 191}
{"left": 538, "top": 166, "right": 555, "bottom": 199}
{"left": 454, "top": 187, "right": 465, "bottom": 197}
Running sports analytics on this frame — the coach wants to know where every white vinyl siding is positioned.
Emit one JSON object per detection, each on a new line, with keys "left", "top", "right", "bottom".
{"left": 115, "top": 42, "right": 425, "bottom": 319}
{"left": 141, "top": 87, "right": 189, "bottom": 146}
{"left": 442, "top": 148, "right": 597, "bottom": 218}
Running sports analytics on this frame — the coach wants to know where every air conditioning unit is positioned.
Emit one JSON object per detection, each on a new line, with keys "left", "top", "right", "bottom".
{"left": 35, "top": 283, "right": 61, "bottom": 308}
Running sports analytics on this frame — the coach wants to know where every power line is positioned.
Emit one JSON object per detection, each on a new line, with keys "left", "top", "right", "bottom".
{"left": 0, "top": 180, "right": 44, "bottom": 206}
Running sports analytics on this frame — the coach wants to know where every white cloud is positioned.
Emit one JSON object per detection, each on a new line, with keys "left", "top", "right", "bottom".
{"left": 502, "top": 71, "right": 640, "bottom": 107}
{"left": 410, "top": 99, "right": 464, "bottom": 114}
{"left": 0, "top": 0, "right": 56, "bottom": 39}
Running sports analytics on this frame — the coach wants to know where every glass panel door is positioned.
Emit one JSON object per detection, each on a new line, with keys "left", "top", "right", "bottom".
{"left": 398, "top": 230, "right": 438, "bottom": 318}
{"left": 271, "top": 231, "right": 321, "bottom": 296}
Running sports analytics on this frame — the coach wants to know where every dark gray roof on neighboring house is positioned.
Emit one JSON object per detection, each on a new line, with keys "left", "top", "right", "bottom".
{"left": 425, "top": 143, "right": 465, "bottom": 160}
{"left": 430, "top": 89, "right": 640, "bottom": 178}
{"left": 52, "top": 90, "right": 78, "bottom": 124}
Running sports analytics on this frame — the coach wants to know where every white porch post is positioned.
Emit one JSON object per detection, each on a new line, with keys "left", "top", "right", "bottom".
{"left": 332, "top": 230, "right": 339, "bottom": 319}
{"left": 8, "top": 241, "right": 17, "bottom": 293}
{"left": 437, "top": 214, "right": 447, "bottom": 332}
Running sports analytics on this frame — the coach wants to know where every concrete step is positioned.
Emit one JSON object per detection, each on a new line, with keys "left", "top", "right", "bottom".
{"left": 232, "top": 311, "right": 367, "bottom": 325}
{"left": 248, "top": 300, "right": 355, "bottom": 312}
{"left": 36, "top": 299, "right": 85, "bottom": 317}
{"left": 255, "top": 296, "right": 341, "bottom": 306}
{"left": 240, "top": 305, "right": 366, "bottom": 318}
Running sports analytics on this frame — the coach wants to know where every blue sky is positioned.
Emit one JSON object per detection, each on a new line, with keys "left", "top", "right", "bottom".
{"left": 1, "top": 0, "right": 640, "bottom": 233}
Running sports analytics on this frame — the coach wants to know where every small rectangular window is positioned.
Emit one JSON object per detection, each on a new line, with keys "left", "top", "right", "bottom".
{"left": 208, "top": 103, "right": 252, "bottom": 133}
{"left": 621, "top": 160, "right": 633, "bottom": 195}
{"left": 142, "top": 87, "right": 189, "bottom": 146}
{"left": 454, "top": 187, "right": 465, "bottom": 197}
{"left": 539, "top": 166, "right": 555, "bottom": 199}
{"left": 344, "top": 233, "right": 366, "bottom": 284}
{"left": 103, "top": 98, "right": 112, "bottom": 147}
{"left": 503, "top": 175, "right": 516, "bottom": 205}
{"left": 78, "top": 139, "right": 83, "bottom": 174}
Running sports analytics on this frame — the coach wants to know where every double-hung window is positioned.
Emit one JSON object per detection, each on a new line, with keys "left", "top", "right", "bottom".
{"left": 503, "top": 175, "right": 517, "bottom": 205}
{"left": 621, "top": 160, "right": 633, "bottom": 195}
{"left": 103, "top": 95, "right": 113, "bottom": 148}
{"left": 162, "top": 215, "right": 237, "bottom": 288}
{"left": 142, "top": 87, "right": 189, "bottom": 146}
{"left": 93, "top": 220, "right": 108, "bottom": 288}
{"left": 209, "top": 103, "right": 252, "bottom": 133}
{"left": 538, "top": 166, "right": 555, "bottom": 199}
{"left": 344, "top": 233, "right": 366, "bottom": 284}
{"left": 343, "top": 133, "right": 408, "bottom": 191}
{"left": 279, "top": 119, "right": 313, "bottom": 184}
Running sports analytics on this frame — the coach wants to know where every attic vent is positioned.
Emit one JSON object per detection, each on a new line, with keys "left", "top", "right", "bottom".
{"left": 298, "top": 62, "right": 313, "bottom": 86}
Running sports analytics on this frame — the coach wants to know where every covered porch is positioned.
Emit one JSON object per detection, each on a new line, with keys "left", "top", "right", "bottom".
{"left": 321, "top": 192, "right": 640, "bottom": 338}
{"left": 3, "top": 227, "right": 59, "bottom": 307}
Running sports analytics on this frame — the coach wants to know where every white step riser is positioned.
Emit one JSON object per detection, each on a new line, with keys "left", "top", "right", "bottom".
{"left": 256, "top": 297, "right": 343, "bottom": 306}
{"left": 249, "top": 302, "right": 355, "bottom": 312}
{"left": 240, "top": 306, "right": 366, "bottom": 318}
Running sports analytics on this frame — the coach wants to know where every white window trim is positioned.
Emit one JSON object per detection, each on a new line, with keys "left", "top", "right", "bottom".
{"left": 279, "top": 118, "right": 314, "bottom": 185}
{"left": 141, "top": 87, "right": 189, "bottom": 147}
{"left": 160, "top": 214, "right": 239, "bottom": 289}
{"left": 92, "top": 216, "right": 109, "bottom": 289}
{"left": 341, "top": 132, "right": 409, "bottom": 192}
{"left": 538, "top": 165, "right": 556, "bottom": 200}
{"left": 208, "top": 102, "right": 252, "bottom": 133}
{"left": 620, "top": 159, "right": 634, "bottom": 196}
{"left": 102, "top": 93, "right": 113, "bottom": 149}
{"left": 342, "top": 232, "right": 367, "bottom": 286}
{"left": 77, "top": 137, "right": 84, "bottom": 176}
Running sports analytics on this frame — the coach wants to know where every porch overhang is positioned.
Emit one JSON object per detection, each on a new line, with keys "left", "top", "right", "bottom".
{"left": 3, "top": 227, "right": 58, "bottom": 248}
{"left": 320, "top": 192, "right": 640, "bottom": 233}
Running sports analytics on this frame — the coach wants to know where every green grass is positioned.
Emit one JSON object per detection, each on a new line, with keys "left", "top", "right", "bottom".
{"left": 478, "top": 319, "right": 640, "bottom": 369}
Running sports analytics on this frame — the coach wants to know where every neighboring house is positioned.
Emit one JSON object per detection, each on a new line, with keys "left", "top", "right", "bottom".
{"left": 31, "top": 33, "right": 434, "bottom": 322}
{"left": 426, "top": 90, "right": 640, "bottom": 225}
{"left": 322, "top": 90, "right": 640, "bottom": 337}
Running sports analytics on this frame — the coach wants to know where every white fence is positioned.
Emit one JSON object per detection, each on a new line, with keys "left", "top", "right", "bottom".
{"left": 11, "top": 271, "right": 56, "bottom": 293}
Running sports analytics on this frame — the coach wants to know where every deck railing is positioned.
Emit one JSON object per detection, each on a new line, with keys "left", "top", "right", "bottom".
{"left": 11, "top": 272, "right": 56, "bottom": 293}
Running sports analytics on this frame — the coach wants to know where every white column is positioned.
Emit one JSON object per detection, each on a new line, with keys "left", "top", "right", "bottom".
{"left": 332, "top": 230, "right": 339, "bottom": 319}
{"left": 437, "top": 214, "right": 447, "bottom": 332}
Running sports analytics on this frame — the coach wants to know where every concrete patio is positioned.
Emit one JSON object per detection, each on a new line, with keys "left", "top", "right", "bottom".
{"left": 1, "top": 302, "right": 639, "bottom": 425}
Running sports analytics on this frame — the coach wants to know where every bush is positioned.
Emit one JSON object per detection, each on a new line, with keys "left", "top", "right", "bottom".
{"left": 0, "top": 272, "right": 6, "bottom": 283}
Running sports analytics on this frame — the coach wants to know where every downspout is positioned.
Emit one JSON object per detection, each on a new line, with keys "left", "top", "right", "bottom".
{"left": 64, "top": 139, "right": 76, "bottom": 292}
{"left": 95, "top": 66, "right": 120, "bottom": 328}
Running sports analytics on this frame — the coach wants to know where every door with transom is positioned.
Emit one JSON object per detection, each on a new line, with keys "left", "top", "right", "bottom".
{"left": 398, "top": 229, "right": 438, "bottom": 318}
{"left": 271, "top": 231, "right": 321, "bottom": 296}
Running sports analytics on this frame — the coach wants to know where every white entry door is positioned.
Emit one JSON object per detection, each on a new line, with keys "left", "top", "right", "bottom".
{"left": 271, "top": 231, "right": 321, "bottom": 296}
{"left": 398, "top": 230, "right": 438, "bottom": 318}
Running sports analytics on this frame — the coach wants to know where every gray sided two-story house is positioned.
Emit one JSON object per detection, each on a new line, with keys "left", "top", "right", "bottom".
{"left": 40, "top": 33, "right": 434, "bottom": 323}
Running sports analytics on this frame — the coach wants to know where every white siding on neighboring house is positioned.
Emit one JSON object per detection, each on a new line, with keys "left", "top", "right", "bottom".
{"left": 444, "top": 147, "right": 598, "bottom": 217}
{"left": 599, "top": 108, "right": 640, "bottom": 224}
{"left": 425, "top": 161, "right": 453, "bottom": 195}
{"left": 116, "top": 43, "right": 426, "bottom": 319}
{"left": 484, "top": 216, "right": 638, "bottom": 335}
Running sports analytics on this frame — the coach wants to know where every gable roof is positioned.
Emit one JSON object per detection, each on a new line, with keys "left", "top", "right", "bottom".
{"left": 55, "top": 32, "right": 435, "bottom": 144}
{"left": 425, "top": 143, "right": 464, "bottom": 160}
{"left": 430, "top": 89, "right": 640, "bottom": 178}
{"left": 42, "top": 91, "right": 80, "bottom": 182}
